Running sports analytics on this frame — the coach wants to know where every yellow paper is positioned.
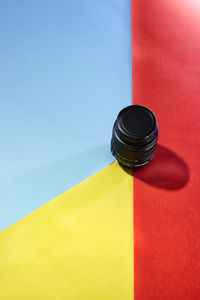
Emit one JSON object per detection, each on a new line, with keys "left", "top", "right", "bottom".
{"left": 0, "top": 162, "right": 133, "bottom": 300}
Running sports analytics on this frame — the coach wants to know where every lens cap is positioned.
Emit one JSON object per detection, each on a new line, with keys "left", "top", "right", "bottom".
{"left": 111, "top": 105, "right": 158, "bottom": 168}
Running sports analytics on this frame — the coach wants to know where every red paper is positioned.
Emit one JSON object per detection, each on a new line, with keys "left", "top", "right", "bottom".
{"left": 132, "top": 0, "right": 200, "bottom": 299}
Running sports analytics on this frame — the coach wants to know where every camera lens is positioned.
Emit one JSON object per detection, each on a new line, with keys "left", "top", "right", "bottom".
{"left": 111, "top": 105, "right": 158, "bottom": 168}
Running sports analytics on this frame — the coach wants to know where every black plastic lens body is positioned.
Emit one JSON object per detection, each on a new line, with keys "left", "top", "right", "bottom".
{"left": 111, "top": 105, "right": 158, "bottom": 168}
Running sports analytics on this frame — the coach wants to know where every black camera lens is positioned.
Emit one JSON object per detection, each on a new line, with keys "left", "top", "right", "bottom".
{"left": 111, "top": 105, "right": 158, "bottom": 168}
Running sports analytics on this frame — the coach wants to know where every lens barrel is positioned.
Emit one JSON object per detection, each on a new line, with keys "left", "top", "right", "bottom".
{"left": 111, "top": 105, "right": 158, "bottom": 168}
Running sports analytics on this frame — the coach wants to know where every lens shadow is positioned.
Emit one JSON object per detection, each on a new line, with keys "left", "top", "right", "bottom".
{"left": 121, "top": 144, "right": 190, "bottom": 190}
